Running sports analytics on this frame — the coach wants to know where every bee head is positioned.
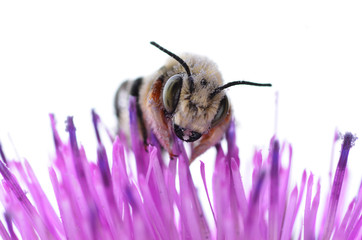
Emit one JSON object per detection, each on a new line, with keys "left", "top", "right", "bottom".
{"left": 151, "top": 41, "right": 271, "bottom": 142}
{"left": 162, "top": 69, "right": 229, "bottom": 142}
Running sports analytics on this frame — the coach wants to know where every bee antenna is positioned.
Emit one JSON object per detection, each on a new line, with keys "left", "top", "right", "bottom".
{"left": 150, "top": 41, "right": 192, "bottom": 77}
{"left": 210, "top": 81, "right": 272, "bottom": 99}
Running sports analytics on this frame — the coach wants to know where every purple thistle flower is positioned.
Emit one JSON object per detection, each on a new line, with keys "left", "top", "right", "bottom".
{"left": 0, "top": 96, "right": 361, "bottom": 239}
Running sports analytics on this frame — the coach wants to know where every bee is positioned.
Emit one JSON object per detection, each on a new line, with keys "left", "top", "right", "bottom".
{"left": 115, "top": 42, "right": 271, "bottom": 164}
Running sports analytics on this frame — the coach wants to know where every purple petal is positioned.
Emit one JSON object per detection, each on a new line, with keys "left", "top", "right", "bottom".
{"left": 344, "top": 183, "right": 362, "bottom": 238}
{"left": 304, "top": 176, "right": 321, "bottom": 239}
{"left": 269, "top": 140, "right": 280, "bottom": 240}
{"left": 334, "top": 199, "right": 355, "bottom": 239}
{"left": 230, "top": 158, "right": 248, "bottom": 222}
{"left": 226, "top": 120, "right": 240, "bottom": 166}
{"left": 92, "top": 110, "right": 112, "bottom": 188}
{"left": 323, "top": 132, "right": 356, "bottom": 239}
{"left": 348, "top": 214, "right": 362, "bottom": 239}
{"left": 129, "top": 96, "right": 149, "bottom": 176}
{"left": 4, "top": 212, "right": 18, "bottom": 240}
{"left": 200, "top": 161, "right": 216, "bottom": 224}
{"left": 280, "top": 187, "right": 298, "bottom": 240}
{"left": 0, "top": 219, "right": 11, "bottom": 240}
{"left": 0, "top": 143, "right": 8, "bottom": 166}
{"left": 178, "top": 139, "right": 209, "bottom": 240}
{"left": 245, "top": 170, "right": 266, "bottom": 239}
{"left": 1, "top": 96, "right": 361, "bottom": 239}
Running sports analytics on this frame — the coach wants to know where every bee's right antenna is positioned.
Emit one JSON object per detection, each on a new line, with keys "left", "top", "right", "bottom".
{"left": 150, "top": 41, "right": 192, "bottom": 77}
{"left": 209, "top": 80, "right": 272, "bottom": 99}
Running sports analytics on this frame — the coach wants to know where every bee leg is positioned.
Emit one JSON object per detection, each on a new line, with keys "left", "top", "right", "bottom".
{"left": 189, "top": 111, "right": 231, "bottom": 164}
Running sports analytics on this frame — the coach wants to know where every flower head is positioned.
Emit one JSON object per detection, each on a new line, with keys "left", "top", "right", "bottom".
{"left": 0, "top": 97, "right": 361, "bottom": 239}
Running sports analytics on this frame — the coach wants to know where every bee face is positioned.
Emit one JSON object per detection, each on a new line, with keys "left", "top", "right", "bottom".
{"left": 161, "top": 58, "right": 230, "bottom": 142}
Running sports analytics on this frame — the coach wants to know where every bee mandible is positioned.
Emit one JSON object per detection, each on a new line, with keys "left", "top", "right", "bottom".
{"left": 115, "top": 42, "right": 271, "bottom": 164}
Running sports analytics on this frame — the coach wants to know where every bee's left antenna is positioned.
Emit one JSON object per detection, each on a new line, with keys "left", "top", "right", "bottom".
{"left": 150, "top": 41, "right": 192, "bottom": 77}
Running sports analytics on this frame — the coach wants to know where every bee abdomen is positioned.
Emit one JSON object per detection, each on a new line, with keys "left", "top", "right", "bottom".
{"left": 114, "top": 77, "right": 143, "bottom": 119}
{"left": 115, "top": 77, "right": 148, "bottom": 145}
{"left": 130, "top": 77, "right": 143, "bottom": 97}
{"left": 114, "top": 80, "right": 131, "bottom": 118}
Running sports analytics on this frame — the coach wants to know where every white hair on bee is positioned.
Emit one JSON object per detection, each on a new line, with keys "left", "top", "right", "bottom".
{"left": 114, "top": 41, "right": 272, "bottom": 161}
{"left": 165, "top": 54, "right": 221, "bottom": 84}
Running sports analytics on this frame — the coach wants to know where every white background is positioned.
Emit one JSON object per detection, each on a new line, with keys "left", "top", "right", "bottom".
{"left": 1, "top": 0, "right": 362, "bottom": 229}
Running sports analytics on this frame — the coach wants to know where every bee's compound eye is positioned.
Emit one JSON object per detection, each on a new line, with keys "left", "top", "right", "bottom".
{"left": 163, "top": 75, "right": 183, "bottom": 113}
{"left": 211, "top": 96, "right": 229, "bottom": 128}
